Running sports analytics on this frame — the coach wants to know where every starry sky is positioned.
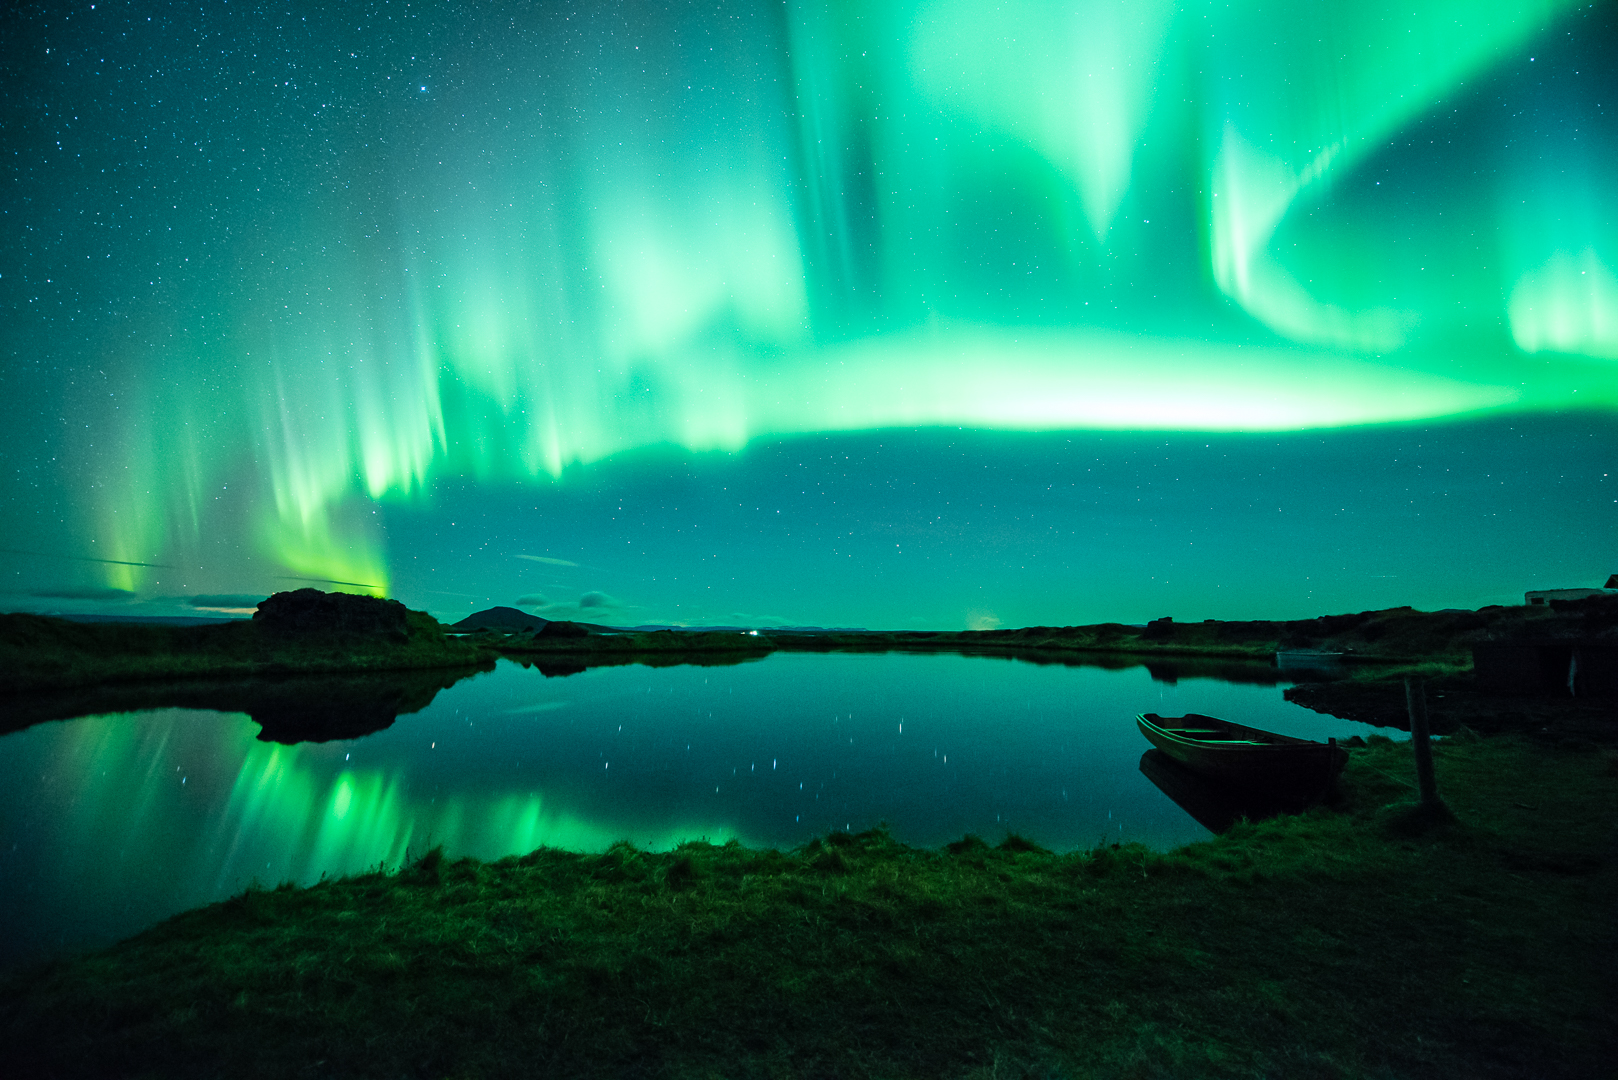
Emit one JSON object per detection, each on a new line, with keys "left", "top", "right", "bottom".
{"left": 2, "top": 0, "right": 1614, "bottom": 628}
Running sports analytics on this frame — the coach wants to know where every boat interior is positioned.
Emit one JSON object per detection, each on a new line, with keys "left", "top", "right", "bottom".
{"left": 1144, "top": 714, "right": 1271, "bottom": 744}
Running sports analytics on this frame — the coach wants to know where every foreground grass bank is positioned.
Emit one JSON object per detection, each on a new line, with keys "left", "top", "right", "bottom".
{"left": 2, "top": 735, "right": 1612, "bottom": 1079}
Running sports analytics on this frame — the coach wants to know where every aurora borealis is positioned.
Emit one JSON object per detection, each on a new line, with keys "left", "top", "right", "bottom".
{"left": 3, "top": 0, "right": 1615, "bottom": 626}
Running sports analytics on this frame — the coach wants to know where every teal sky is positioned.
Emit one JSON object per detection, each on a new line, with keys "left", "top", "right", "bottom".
{"left": 2, "top": 0, "right": 1614, "bottom": 627}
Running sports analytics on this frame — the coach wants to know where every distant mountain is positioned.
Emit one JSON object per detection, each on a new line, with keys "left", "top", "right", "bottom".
{"left": 452, "top": 607, "right": 550, "bottom": 632}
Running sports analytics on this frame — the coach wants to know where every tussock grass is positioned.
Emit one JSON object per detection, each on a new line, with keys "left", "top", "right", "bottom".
{"left": 2, "top": 735, "right": 1612, "bottom": 1078}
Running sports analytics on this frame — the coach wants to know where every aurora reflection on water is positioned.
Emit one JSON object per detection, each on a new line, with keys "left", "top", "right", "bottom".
{"left": 0, "top": 653, "right": 1387, "bottom": 969}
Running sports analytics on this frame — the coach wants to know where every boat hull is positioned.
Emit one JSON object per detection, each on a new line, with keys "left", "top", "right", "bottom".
{"left": 1136, "top": 713, "right": 1347, "bottom": 796}
{"left": 1138, "top": 750, "right": 1320, "bottom": 833}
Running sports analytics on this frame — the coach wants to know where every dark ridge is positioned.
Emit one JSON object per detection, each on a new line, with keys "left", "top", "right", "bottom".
{"left": 452, "top": 606, "right": 550, "bottom": 632}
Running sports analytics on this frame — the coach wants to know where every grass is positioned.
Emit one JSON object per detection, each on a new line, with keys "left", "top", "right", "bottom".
{"left": 9, "top": 594, "right": 1611, "bottom": 698}
{"left": 2, "top": 734, "right": 1612, "bottom": 1079}
{"left": 492, "top": 597, "right": 1617, "bottom": 673}
{"left": 0, "top": 611, "right": 495, "bottom": 694}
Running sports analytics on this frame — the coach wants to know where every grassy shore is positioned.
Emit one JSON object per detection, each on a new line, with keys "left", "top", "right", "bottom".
{"left": 8, "top": 594, "right": 1609, "bottom": 699}
{"left": 491, "top": 598, "right": 1613, "bottom": 672}
{"left": 3, "top": 734, "right": 1612, "bottom": 1079}
{"left": 0, "top": 610, "right": 495, "bottom": 695}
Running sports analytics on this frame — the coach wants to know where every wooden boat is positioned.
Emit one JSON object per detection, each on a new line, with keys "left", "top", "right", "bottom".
{"left": 1135, "top": 712, "right": 1348, "bottom": 793}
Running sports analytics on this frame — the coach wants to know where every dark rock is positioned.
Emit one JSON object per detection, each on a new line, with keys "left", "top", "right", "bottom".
{"left": 254, "top": 589, "right": 410, "bottom": 639}
{"left": 1144, "top": 662, "right": 1180, "bottom": 685}
{"left": 1142, "top": 616, "right": 1175, "bottom": 640}
{"left": 538, "top": 620, "right": 589, "bottom": 637}
{"left": 453, "top": 607, "right": 550, "bottom": 633}
{"left": 535, "top": 658, "right": 588, "bottom": 677}
{"left": 246, "top": 669, "right": 461, "bottom": 743}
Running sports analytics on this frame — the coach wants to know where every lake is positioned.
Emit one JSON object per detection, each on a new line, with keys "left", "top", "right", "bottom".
{"left": 0, "top": 650, "right": 1385, "bottom": 970}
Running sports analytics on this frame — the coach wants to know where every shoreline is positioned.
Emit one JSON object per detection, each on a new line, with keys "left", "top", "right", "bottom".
{"left": 6, "top": 595, "right": 1612, "bottom": 744}
{"left": 9, "top": 593, "right": 1609, "bottom": 695}
{"left": 3, "top": 733, "right": 1612, "bottom": 1078}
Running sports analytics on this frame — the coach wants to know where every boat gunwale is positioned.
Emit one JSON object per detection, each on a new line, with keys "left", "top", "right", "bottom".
{"left": 1136, "top": 712, "right": 1322, "bottom": 751}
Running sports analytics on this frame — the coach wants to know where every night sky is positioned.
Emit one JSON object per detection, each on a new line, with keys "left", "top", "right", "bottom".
{"left": 3, "top": 0, "right": 1614, "bottom": 628}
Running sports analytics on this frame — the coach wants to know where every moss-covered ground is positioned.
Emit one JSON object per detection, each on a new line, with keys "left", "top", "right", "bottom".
{"left": 2, "top": 734, "right": 1612, "bottom": 1079}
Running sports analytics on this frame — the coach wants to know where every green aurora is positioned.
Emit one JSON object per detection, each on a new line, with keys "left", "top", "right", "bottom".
{"left": 2, "top": 0, "right": 1615, "bottom": 626}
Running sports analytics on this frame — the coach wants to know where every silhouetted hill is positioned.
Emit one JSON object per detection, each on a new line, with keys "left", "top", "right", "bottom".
{"left": 452, "top": 607, "right": 550, "bottom": 632}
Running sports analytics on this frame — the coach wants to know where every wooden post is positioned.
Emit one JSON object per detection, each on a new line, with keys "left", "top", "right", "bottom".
{"left": 1405, "top": 676, "right": 1440, "bottom": 807}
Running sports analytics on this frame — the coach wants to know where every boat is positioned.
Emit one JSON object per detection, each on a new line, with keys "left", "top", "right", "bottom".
{"left": 1135, "top": 712, "right": 1348, "bottom": 794}
{"left": 1274, "top": 649, "right": 1347, "bottom": 676}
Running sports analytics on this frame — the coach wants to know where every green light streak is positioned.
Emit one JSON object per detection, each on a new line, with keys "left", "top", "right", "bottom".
{"left": 37, "top": 0, "right": 1611, "bottom": 596}
{"left": 1204, "top": 0, "right": 1581, "bottom": 349}
{"left": 1510, "top": 250, "right": 1618, "bottom": 359}
{"left": 910, "top": 0, "right": 1174, "bottom": 241}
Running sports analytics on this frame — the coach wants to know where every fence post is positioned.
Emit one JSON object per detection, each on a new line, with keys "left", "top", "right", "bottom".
{"left": 1405, "top": 676, "right": 1440, "bottom": 807}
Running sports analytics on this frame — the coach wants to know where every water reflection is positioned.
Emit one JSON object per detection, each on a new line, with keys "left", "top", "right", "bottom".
{"left": 0, "top": 651, "right": 1380, "bottom": 970}
{"left": 1137, "top": 749, "right": 1331, "bottom": 834}
{"left": 0, "top": 666, "right": 492, "bottom": 743}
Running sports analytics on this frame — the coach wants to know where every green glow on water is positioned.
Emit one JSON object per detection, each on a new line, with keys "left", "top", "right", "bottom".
{"left": 208, "top": 727, "right": 748, "bottom": 885}
{"left": 0, "top": 655, "right": 1393, "bottom": 966}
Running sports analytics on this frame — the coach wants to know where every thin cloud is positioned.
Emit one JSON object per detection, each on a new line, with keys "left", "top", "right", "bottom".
{"left": 2, "top": 547, "right": 174, "bottom": 569}
{"left": 728, "top": 612, "right": 798, "bottom": 627}
{"left": 186, "top": 594, "right": 267, "bottom": 609}
{"left": 274, "top": 576, "right": 386, "bottom": 589}
{"left": 516, "top": 555, "right": 580, "bottom": 568}
{"left": 505, "top": 701, "right": 569, "bottom": 715}
{"left": 519, "top": 591, "right": 622, "bottom": 611}
{"left": 29, "top": 587, "right": 137, "bottom": 601}
{"left": 521, "top": 590, "right": 635, "bottom": 622}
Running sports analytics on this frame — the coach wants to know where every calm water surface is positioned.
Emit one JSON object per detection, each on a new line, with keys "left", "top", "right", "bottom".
{"left": 0, "top": 652, "right": 1383, "bottom": 969}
